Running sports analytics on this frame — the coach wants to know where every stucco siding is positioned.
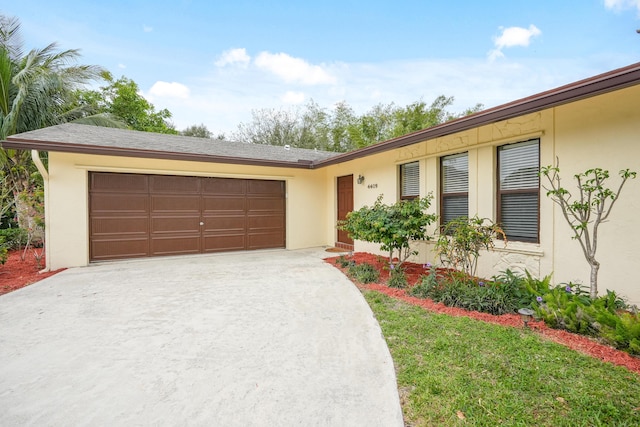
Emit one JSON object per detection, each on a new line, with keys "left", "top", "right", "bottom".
{"left": 45, "top": 152, "right": 328, "bottom": 269}
{"left": 326, "top": 85, "right": 640, "bottom": 304}
{"left": 551, "top": 85, "right": 640, "bottom": 304}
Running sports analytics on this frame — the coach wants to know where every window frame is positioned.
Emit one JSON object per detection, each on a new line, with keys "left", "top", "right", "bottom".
{"left": 496, "top": 139, "right": 540, "bottom": 243}
{"left": 440, "top": 152, "right": 469, "bottom": 226}
{"left": 399, "top": 161, "right": 420, "bottom": 200}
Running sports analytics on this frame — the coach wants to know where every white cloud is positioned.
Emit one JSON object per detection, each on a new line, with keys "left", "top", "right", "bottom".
{"left": 166, "top": 56, "right": 610, "bottom": 137}
{"left": 118, "top": 63, "right": 126, "bottom": 69}
{"left": 254, "top": 51, "right": 337, "bottom": 85}
{"left": 604, "top": 0, "right": 640, "bottom": 13}
{"left": 489, "top": 25, "right": 542, "bottom": 60}
{"left": 281, "top": 91, "right": 305, "bottom": 104}
{"left": 148, "top": 81, "right": 190, "bottom": 99}
{"left": 143, "top": 25, "right": 153, "bottom": 33}
{"left": 215, "top": 48, "right": 251, "bottom": 68}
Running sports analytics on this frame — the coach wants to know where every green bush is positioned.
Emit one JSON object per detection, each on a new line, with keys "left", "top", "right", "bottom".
{"left": 388, "top": 265, "right": 408, "bottom": 289}
{"left": 410, "top": 268, "right": 530, "bottom": 315}
{"left": 337, "top": 194, "right": 437, "bottom": 268}
{"left": 348, "top": 262, "right": 380, "bottom": 284}
{"left": 0, "top": 236, "right": 8, "bottom": 265}
{"left": 533, "top": 285, "right": 640, "bottom": 354}
{"left": 335, "top": 255, "right": 353, "bottom": 268}
{"left": 0, "top": 228, "right": 28, "bottom": 250}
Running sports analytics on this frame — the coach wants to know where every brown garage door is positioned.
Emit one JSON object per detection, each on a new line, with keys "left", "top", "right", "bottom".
{"left": 89, "top": 172, "right": 286, "bottom": 261}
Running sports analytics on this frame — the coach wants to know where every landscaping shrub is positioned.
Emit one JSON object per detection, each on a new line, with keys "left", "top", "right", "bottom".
{"left": 348, "top": 262, "right": 380, "bottom": 284}
{"left": 0, "top": 236, "right": 7, "bottom": 264}
{"left": 0, "top": 228, "right": 28, "bottom": 250}
{"left": 410, "top": 268, "right": 530, "bottom": 315}
{"left": 533, "top": 285, "right": 640, "bottom": 355}
{"left": 388, "top": 265, "right": 408, "bottom": 289}
{"left": 335, "top": 255, "right": 353, "bottom": 268}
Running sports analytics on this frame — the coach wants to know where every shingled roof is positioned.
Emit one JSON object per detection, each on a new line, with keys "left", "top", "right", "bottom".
{"left": 2, "top": 123, "right": 338, "bottom": 168}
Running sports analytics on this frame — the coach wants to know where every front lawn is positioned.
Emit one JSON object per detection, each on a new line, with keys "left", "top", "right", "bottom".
{"left": 364, "top": 291, "right": 640, "bottom": 426}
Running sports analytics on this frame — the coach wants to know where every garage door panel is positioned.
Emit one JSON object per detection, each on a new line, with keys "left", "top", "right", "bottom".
{"left": 91, "top": 194, "right": 148, "bottom": 213}
{"left": 202, "top": 177, "right": 246, "bottom": 194}
{"left": 151, "top": 216, "right": 201, "bottom": 234}
{"left": 90, "top": 173, "right": 285, "bottom": 261}
{"left": 151, "top": 195, "right": 200, "bottom": 212}
{"left": 247, "top": 197, "right": 285, "bottom": 212}
{"left": 203, "top": 234, "right": 246, "bottom": 252}
{"left": 150, "top": 175, "right": 200, "bottom": 193}
{"left": 91, "top": 217, "right": 149, "bottom": 235}
{"left": 91, "top": 173, "right": 148, "bottom": 193}
{"left": 91, "top": 238, "right": 150, "bottom": 260}
{"left": 247, "top": 215, "right": 284, "bottom": 230}
{"left": 151, "top": 236, "right": 200, "bottom": 256}
{"left": 248, "top": 232, "right": 285, "bottom": 250}
{"left": 203, "top": 216, "right": 245, "bottom": 232}
{"left": 247, "top": 180, "right": 283, "bottom": 195}
{"left": 202, "top": 196, "right": 245, "bottom": 213}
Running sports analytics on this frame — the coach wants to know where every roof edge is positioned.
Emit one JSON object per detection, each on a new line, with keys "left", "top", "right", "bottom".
{"left": 0, "top": 139, "right": 314, "bottom": 169}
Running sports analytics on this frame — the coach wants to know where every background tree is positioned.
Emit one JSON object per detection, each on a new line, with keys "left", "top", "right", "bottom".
{"left": 181, "top": 123, "right": 213, "bottom": 138}
{"left": 0, "top": 14, "right": 106, "bottom": 227}
{"left": 73, "top": 74, "right": 177, "bottom": 134}
{"left": 231, "top": 96, "right": 484, "bottom": 152}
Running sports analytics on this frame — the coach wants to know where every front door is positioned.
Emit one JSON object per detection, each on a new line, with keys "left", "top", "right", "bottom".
{"left": 336, "top": 175, "right": 354, "bottom": 249}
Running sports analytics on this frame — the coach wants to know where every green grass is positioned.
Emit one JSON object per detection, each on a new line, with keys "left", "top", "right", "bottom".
{"left": 364, "top": 290, "right": 640, "bottom": 427}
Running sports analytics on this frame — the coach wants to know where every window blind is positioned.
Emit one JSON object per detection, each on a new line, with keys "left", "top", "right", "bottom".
{"left": 401, "top": 162, "right": 419, "bottom": 199}
{"left": 441, "top": 152, "right": 468, "bottom": 224}
{"left": 498, "top": 139, "right": 540, "bottom": 242}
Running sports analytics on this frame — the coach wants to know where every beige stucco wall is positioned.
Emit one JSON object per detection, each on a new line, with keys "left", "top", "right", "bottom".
{"left": 45, "top": 152, "right": 329, "bottom": 270}
{"left": 323, "top": 85, "right": 640, "bottom": 305}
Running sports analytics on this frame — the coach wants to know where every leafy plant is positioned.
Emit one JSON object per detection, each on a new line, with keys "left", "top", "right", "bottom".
{"left": 411, "top": 268, "right": 529, "bottom": 315}
{"left": 388, "top": 265, "right": 408, "bottom": 289}
{"left": 337, "top": 194, "right": 437, "bottom": 268}
{"left": 540, "top": 159, "right": 636, "bottom": 299}
{"left": 0, "top": 236, "right": 8, "bottom": 264}
{"left": 0, "top": 227, "right": 28, "bottom": 250}
{"left": 347, "top": 262, "right": 380, "bottom": 284}
{"left": 434, "top": 216, "right": 505, "bottom": 277}
{"left": 533, "top": 285, "right": 640, "bottom": 354}
{"left": 335, "top": 255, "right": 353, "bottom": 268}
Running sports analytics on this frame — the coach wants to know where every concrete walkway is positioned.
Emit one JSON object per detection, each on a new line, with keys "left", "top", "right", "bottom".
{"left": 0, "top": 248, "right": 403, "bottom": 426}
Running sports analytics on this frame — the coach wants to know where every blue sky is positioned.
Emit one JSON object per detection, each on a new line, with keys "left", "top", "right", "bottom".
{"left": 4, "top": 1, "right": 640, "bottom": 135}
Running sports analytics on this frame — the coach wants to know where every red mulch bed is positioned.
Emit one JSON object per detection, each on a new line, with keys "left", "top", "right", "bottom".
{"left": 0, "top": 250, "right": 65, "bottom": 296}
{"left": 326, "top": 252, "right": 640, "bottom": 375}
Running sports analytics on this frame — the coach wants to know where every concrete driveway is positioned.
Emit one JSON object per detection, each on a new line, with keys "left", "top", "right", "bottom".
{"left": 0, "top": 248, "right": 403, "bottom": 426}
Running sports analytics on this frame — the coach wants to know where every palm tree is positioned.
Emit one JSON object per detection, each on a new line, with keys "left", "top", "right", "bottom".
{"left": 0, "top": 14, "right": 115, "bottom": 227}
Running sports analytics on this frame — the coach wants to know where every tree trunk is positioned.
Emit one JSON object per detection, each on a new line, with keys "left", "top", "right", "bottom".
{"left": 589, "top": 260, "right": 600, "bottom": 299}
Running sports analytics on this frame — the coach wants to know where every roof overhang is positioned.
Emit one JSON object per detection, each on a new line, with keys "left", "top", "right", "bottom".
{"left": 0, "top": 139, "right": 318, "bottom": 169}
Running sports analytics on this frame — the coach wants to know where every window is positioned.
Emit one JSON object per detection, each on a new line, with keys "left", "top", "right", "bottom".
{"left": 497, "top": 139, "right": 539, "bottom": 242}
{"left": 400, "top": 162, "right": 419, "bottom": 200}
{"left": 441, "top": 152, "right": 468, "bottom": 225}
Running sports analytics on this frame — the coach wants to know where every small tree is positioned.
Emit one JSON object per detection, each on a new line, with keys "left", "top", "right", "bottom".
{"left": 337, "top": 194, "right": 437, "bottom": 268}
{"left": 434, "top": 216, "right": 505, "bottom": 277}
{"left": 540, "top": 159, "right": 636, "bottom": 299}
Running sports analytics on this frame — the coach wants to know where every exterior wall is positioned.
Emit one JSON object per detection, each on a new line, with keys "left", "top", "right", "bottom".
{"left": 45, "top": 152, "right": 328, "bottom": 269}
{"left": 324, "top": 85, "right": 640, "bottom": 305}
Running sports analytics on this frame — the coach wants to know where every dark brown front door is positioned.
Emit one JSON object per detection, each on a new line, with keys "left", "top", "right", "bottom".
{"left": 89, "top": 172, "right": 285, "bottom": 261}
{"left": 336, "top": 175, "right": 354, "bottom": 249}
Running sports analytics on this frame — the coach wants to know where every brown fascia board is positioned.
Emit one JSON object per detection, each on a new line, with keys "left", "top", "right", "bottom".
{"left": 314, "top": 61, "right": 640, "bottom": 167}
{"left": 0, "top": 139, "right": 314, "bottom": 169}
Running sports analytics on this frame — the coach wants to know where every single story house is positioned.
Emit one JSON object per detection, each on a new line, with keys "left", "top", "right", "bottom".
{"left": 3, "top": 62, "right": 640, "bottom": 304}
